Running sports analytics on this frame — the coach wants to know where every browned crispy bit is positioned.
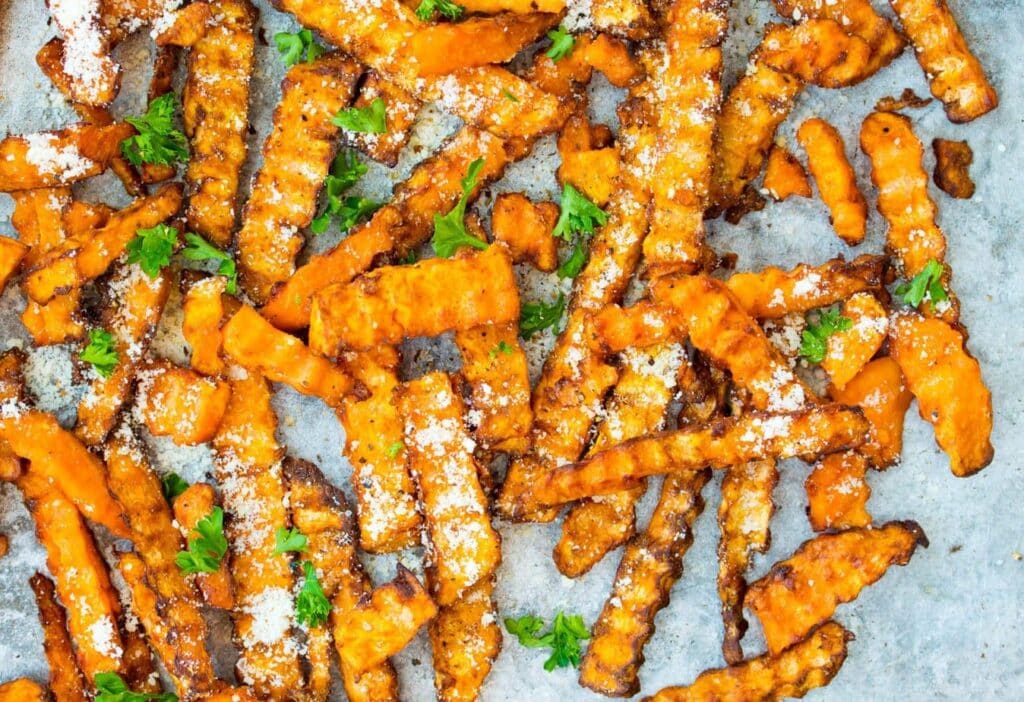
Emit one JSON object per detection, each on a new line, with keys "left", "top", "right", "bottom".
{"left": 136, "top": 360, "right": 232, "bottom": 446}
{"left": 237, "top": 53, "right": 361, "bottom": 302}
{"left": 183, "top": 0, "right": 256, "bottom": 247}
{"left": 591, "top": 0, "right": 656, "bottom": 39}
{"left": 889, "top": 312, "right": 993, "bottom": 476}
{"left": 797, "top": 118, "right": 868, "bottom": 245}
{"left": 343, "top": 71, "right": 421, "bottom": 167}
{"left": 763, "top": 144, "right": 811, "bottom": 201}
{"left": 723, "top": 187, "right": 767, "bottom": 225}
{"left": 490, "top": 193, "right": 559, "bottom": 272}
{"left": 534, "top": 404, "right": 868, "bottom": 506}
{"left": 153, "top": 2, "right": 213, "bottom": 46}
{"left": 875, "top": 87, "right": 932, "bottom": 113}
{"left": 829, "top": 357, "right": 912, "bottom": 470}
{"left": 643, "top": 621, "right": 853, "bottom": 702}
{"left": 29, "top": 572, "right": 89, "bottom": 702}
{"left": 429, "top": 575, "right": 500, "bottom": 702}
{"left": 0, "top": 123, "right": 135, "bottom": 191}
{"left": 173, "top": 484, "right": 235, "bottom": 610}
{"left": 46, "top": 0, "right": 120, "bottom": 106}
{"left": 932, "top": 138, "right": 975, "bottom": 199}
{"left": 0, "top": 679, "right": 48, "bottom": 701}
{"left": 746, "top": 521, "right": 927, "bottom": 654}
{"left": 757, "top": 20, "right": 873, "bottom": 89}
{"left": 820, "top": 292, "right": 888, "bottom": 390}
{"left": 889, "top": 0, "right": 998, "bottom": 122}
{"left": 806, "top": 450, "right": 872, "bottom": 532}
{"left": 580, "top": 468, "right": 711, "bottom": 697}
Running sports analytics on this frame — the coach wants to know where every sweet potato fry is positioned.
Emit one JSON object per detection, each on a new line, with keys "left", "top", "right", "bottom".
{"left": 182, "top": 275, "right": 230, "bottom": 376}
{"left": 183, "top": 0, "right": 256, "bottom": 247}
{"left": 932, "top": 138, "right": 975, "bottom": 199}
{"left": 889, "top": 0, "right": 998, "bottom": 122}
{"left": 173, "top": 483, "right": 234, "bottom": 610}
{"left": 310, "top": 244, "right": 519, "bottom": 354}
{"left": 119, "top": 620, "right": 159, "bottom": 694}
{"left": 580, "top": 468, "right": 711, "bottom": 697}
{"left": 237, "top": 53, "right": 361, "bottom": 302}
{"left": 429, "top": 575, "right": 500, "bottom": 702}
{"left": 136, "top": 360, "right": 231, "bottom": 446}
{"left": 875, "top": 88, "right": 932, "bottom": 113}
{"left": 559, "top": 147, "right": 620, "bottom": 208}
{"left": 534, "top": 404, "right": 868, "bottom": 506}
{"left": 29, "top": 572, "right": 89, "bottom": 702}
{"left": 0, "top": 679, "right": 47, "bottom": 701}
{"left": 757, "top": 20, "right": 873, "bottom": 89}
{"left": 591, "top": 0, "right": 655, "bottom": 39}
{"left": 580, "top": 33, "right": 644, "bottom": 88}
{"left": 763, "top": 144, "right": 811, "bottom": 201}
{"left": 806, "top": 450, "right": 872, "bottom": 532}
{"left": 643, "top": 621, "right": 852, "bottom": 702}
{"left": 889, "top": 312, "right": 993, "bottom": 476}
{"left": 397, "top": 372, "right": 501, "bottom": 605}
{"left": 746, "top": 521, "right": 927, "bottom": 654}
{"left": 23, "top": 184, "right": 183, "bottom": 304}
{"left": 153, "top": 2, "right": 213, "bottom": 46}
{"left": 591, "top": 301, "right": 686, "bottom": 353}
{"left": 343, "top": 71, "right": 421, "bottom": 167}
{"left": 490, "top": 193, "right": 559, "bottom": 272}
{"left": 820, "top": 292, "right": 888, "bottom": 390}
{"left": 0, "top": 236, "right": 26, "bottom": 292}
{"left": 18, "top": 469, "right": 124, "bottom": 680}
{"left": 222, "top": 305, "right": 355, "bottom": 406}
{"left": 46, "top": 0, "right": 120, "bottom": 106}
{"left": 829, "top": 357, "right": 912, "bottom": 470}
{"left": 797, "top": 118, "right": 868, "bottom": 245}
{"left": 0, "top": 123, "right": 134, "bottom": 191}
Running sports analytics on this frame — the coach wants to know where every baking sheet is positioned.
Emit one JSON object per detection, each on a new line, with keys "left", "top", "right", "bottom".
{"left": 1, "top": 0, "right": 1023, "bottom": 699}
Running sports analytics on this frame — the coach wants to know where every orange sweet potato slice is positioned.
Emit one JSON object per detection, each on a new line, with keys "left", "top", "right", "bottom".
{"left": 173, "top": 483, "right": 234, "bottom": 610}
{"left": 29, "top": 572, "right": 89, "bottom": 702}
{"left": 490, "top": 193, "right": 559, "bottom": 272}
{"left": 757, "top": 20, "right": 873, "bottom": 88}
{"left": 820, "top": 292, "right": 888, "bottom": 390}
{"left": 0, "top": 679, "right": 48, "bottom": 702}
{"left": 932, "top": 138, "right": 975, "bottom": 199}
{"left": 343, "top": 71, "right": 421, "bottom": 167}
{"left": 0, "top": 237, "right": 27, "bottom": 293}
{"left": 0, "top": 123, "right": 135, "bottom": 191}
{"left": 429, "top": 575, "right": 500, "bottom": 702}
{"left": 797, "top": 118, "right": 868, "bottom": 245}
{"left": 181, "top": 275, "right": 229, "bottom": 377}
{"left": 829, "top": 357, "right": 912, "bottom": 470}
{"left": 806, "top": 450, "right": 872, "bottom": 532}
{"left": 152, "top": 2, "right": 213, "bottom": 46}
{"left": 590, "top": 0, "right": 654, "bottom": 39}
{"left": 137, "top": 360, "right": 232, "bottom": 446}
{"left": 762, "top": 144, "right": 811, "bottom": 201}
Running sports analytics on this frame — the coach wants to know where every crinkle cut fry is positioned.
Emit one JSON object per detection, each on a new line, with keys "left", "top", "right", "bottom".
{"left": 554, "top": 342, "right": 687, "bottom": 578}
{"left": 806, "top": 450, "right": 872, "bottom": 532}
{"left": 136, "top": 360, "right": 232, "bottom": 446}
{"left": 29, "top": 573, "right": 89, "bottom": 702}
{"left": 797, "top": 117, "right": 868, "bottom": 245}
{"left": 763, "top": 144, "right": 811, "bottom": 201}
{"left": 397, "top": 372, "right": 501, "bottom": 606}
{"left": 182, "top": 274, "right": 231, "bottom": 377}
{"left": 173, "top": 483, "right": 235, "bottom": 610}
{"left": 429, "top": 575, "right": 500, "bottom": 702}
{"left": 212, "top": 373, "right": 303, "bottom": 699}
{"left": 337, "top": 347, "right": 422, "bottom": 554}
{"left": 532, "top": 404, "right": 869, "bottom": 507}
{"left": 829, "top": 357, "right": 912, "bottom": 470}
{"left": 183, "top": 0, "right": 256, "bottom": 247}
{"left": 580, "top": 468, "right": 711, "bottom": 697}
{"left": 237, "top": 52, "right": 361, "bottom": 303}
{"left": 152, "top": 3, "right": 214, "bottom": 47}
{"left": 343, "top": 71, "right": 421, "bottom": 167}
{"left": 820, "top": 292, "right": 888, "bottom": 391}
{"left": 746, "top": 521, "right": 927, "bottom": 655}
{"left": 889, "top": 312, "right": 993, "bottom": 476}
{"left": 0, "top": 122, "right": 135, "bottom": 192}
{"left": 889, "top": 0, "right": 998, "bottom": 123}
{"left": 642, "top": 621, "right": 853, "bottom": 702}
{"left": 0, "top": 234, "right": 27, "bottom": 295}
{"left": 490, "top": 193, "right": 560, "bottom": 272}
{"left": 283, "top": 458, "right": 400, "bottom": 702}
{"left": 46, "top": 0, "right": 120, "bottom": 106}
{"left": 756, "top": 20, "right": 873, "bottom": 89}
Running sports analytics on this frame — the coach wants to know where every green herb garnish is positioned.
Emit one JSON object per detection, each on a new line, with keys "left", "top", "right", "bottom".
{"left": 125, "top": 223, "right": 178, "bottom": 278}
{"left": 272, "top": 526, "right": 309, "bottom": 556}
{"left": 175, "top": 507, "right": 228, "bottom": 575}
{"left": 545, "top": 27, "right": 575, "bottom": 62}
{"left": 181, "top": 233, "right": 237, "bottom": 295}
{"left": 894, "top": 259, "right": 948, "bottom": 309}
{"left": 504, "top": 611, "right": 591, "bottom": 671}
{"left": 415, "top": 0, "right": 464, "bottom": 21}
{"left": 799, "top": 308, "right": 853, "bottom": 364}
{"left": 431, "top": 158, "right": 489, "bottom": 257}
{"left": 519, "top": 293, "right": 566, "bottom": 339}
{"left": 296, "top": 561, "right": 330, "bottom": 627}
{"left": 160, "top": 473, "right": 189, "bottom": 502}
{"left": 120, "top": 93, "right": 188, "bottom": 167}
{"left": 80, "top": 328, "right": 118, "bottom": 379}
{"left": 274, "top": 29, "right": 325, "bottom": 66}
{"left": 95, "top": 672, "right": 177, "bottom": 702}
{"left": 332, "top": 98, "right": 387, "bottom": 134}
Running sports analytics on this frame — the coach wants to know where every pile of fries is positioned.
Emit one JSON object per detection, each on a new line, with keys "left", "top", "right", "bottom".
{"left": 0, "top": 0, "right": 998, "bottom": 699}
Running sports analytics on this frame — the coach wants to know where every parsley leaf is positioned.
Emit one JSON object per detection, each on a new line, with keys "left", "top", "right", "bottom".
{"left": 386, "top": 441, "right": 404, "bottom": 458}
{"left": 120, "top": 93, "right": 188, "bottom": 167}
{"left": 311, "top": 150, "right": 378, "bottom": 235}
{"left": 519, "top": 293, "right": 566, "bottom": 339}
{"left": 553, "top": 183, "right": 607, "bottom": 241}
{"left": 504, "top": 611, "right": 590, "bottom": 671}
{"left": 799, "top": 308, "right": 853, "bottom": 364}
{"left": 489, "top": 340, "right": 515, "bottom": 359}
{"left": 94, "top": 671, "right": 177, "bottom": 702}
{"left": 296, "top": 561, "right": 331, "bottom": 627}
{"left": 502, "top": 89, "right": 519, "bottom": 102}
{"left": 160, "top": 473, "right": 189, "bottom": 502}
{"left": 415, "top": 0, "right": 464, "bottom": 21}
{"left": 175, "top": 507, "right": 228, "bottom": 575}
{"left": 80, "top": 328, "right": 119, "bottom": 378}
{"left": 545, "top": 26, "right": 575, "bottom": 61}
{"left": 432, "top": 158, "right": 489, "bottom": 257}
{"left": 181, "top": 233, "right": 237, "bottom": 295}
{"left": 273, "top": 526, "right": 309, "bottom": 556}
{"left": 332, "top": 98, "right": 387, "bottom": 134}
{"left": 274, "top": 29, "right": 325, "bottom": 66}
{"left": 557, "top": 238, "right": 588, "bottom": 279}
{"left": 126, "top": 223, "right": 178, "bottom": 278}
{"left": 894, "top": 259, "right": 948, "bottom": 309}
{"left": 326, "top": 149, "right": 367, "bottom": 193}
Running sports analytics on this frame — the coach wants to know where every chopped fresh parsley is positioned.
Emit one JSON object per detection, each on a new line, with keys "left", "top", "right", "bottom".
{"left": 502, "top": 89, "right": 519, "bottom": 103}
{"left": 415, "top": 0, "right": 463, "bottom": 21}
{"left": 120, "top": 93, "right": 188, "bottom": 167}
{"left": 489, "top": 340, "right": 515, "bottom": 359}
{"left": 181, "top": 233, "right": 238, "bottom": 295}
{"left": 311, "top": 150, "right": 378, "bottom": 235}
{"left": 273, "top": 526, "right": 309, "bottom": 556}
{"left": 545, "top": 27, "right": 575, "bottom": 62}
{"left": 557, "top": 238, "right": 588, "bottom": 279}
{"left": 160, "top": 473, "right": 189, "bottom": 503}
{"left": 519, "top": 293, "right": 566, "bottom": 339}
{"left": 553, "top": 183, "right": 607, "bottom": 241}
{"left": 895, "top": 259, "right": 948, "bottom": 309}
{"left": 296, "top": 561, "right": 330, "bottom": 627}
{"left": 332, "top": 98, "right": 387, "bottom": 134}
{"left": 400, "top": 249, "right": 418, "bottom": 265}
{"left": 386, "top": 441, "right": 404, "bottom": 458}
{"left": 175, "top": 506, "right": 228, "bottom": 575}
{"left": 80, "top": 328, "right": 119, "bottom": 379}
{"left": 326, "top": 149, "right": 367, "bottom": 193}
{"left": 799, "top": 308, "right": 853, "bottom": 364}
{"left": 431, "top": 158, "right": 489, "bottom": 257}
{"left": 125, "top": 223, "right": 178, "bottom": 278}
{"left": 274, "top": 29, "right": 325, "bottom": 66}
{"left": 504, "top": 611, "right": 591, "bottom": 671}
{"left": 94, "top": 671, "right": 177, "bottom": 702}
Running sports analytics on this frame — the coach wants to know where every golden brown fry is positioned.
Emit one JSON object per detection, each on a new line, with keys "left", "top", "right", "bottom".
{"left": 23, "top": 184, "right": 183, "bottom": 304}
{"left": 875, "top": 87, "right": 932, "bottom": 113}
{"left": 806, "top": 450, "right": 872, "bottom": 532}
{"left": 534, "top": 404, "right": 868, "bottom": 506}
{"left": 343, "top": 71, "right": 421, "bottom": 167}
{"left": 829, "top": 357, "right": 912, "bottom": 470}
{"left": 237, "top": 53, "right": 361, "bottom": 302}
{"left": 183, "top": 0, "right": 256, "bottom": 247}
{"left": 136, "top": 361, "right": 232, "bottom": 446}
{"left": 797, "top": 118, "right": 868, "bottom": 245}
{"left": 763, "top": 144, "right": 811, "bottom": 201}
{"left": 47, "top": 0, "right": 120, "bottom": 106}
{"left": 490, "top": 193, "right": 559, "bottom": 272}
{"left": 153, "top": 2, "right": 213, "bottom": 46}
{"left": 0, "top": 236, "right": 25, "bottom": 296}
{"left": 580, "top": 33, "right": 644, "bottom": 88}
{"left": 29, "top": 573, "right": 89, "bottom": 702}
{"left": 173, "top": 484, "right": 235, "bottom": 610}
{"left": 397, "top": 372, "right": 501, "bottom": 605}
{"left": 643, "top": 621, "right": 852, "bottom": 702}
{"left": 889, "top": 312, "right": 993, "bottom": 476}
{"left": 591, "top": 0, "right": 655, "bottom": 39}
{"left": 821, "top": 292, "right": 888, "bottom": 390}
{"left": 0, "top": 123, "right": 135, "bottom": 191}
{"left": 182, "top": 275, "right": 230, "bottom": 376}
{"left": 222, "top": 305, "right": 355, "bottom": 405}
{"left": 580, "top": 468, "right": 710, "bottom": 697}
{"left": 592, "top": 301, "right": 685, "bottom": 353}
{"left": 136, "top": 46, "right": 180, "bottom": 185}
{"left": 0, "top": 679, "right": 47, "bottom": 701}
{"left": 746, "top": 521, "right": 927, "bottom": 654}
{"left": 889, "top": 0, "right": 998, "bottom": 122}
{"left": 429, "top": 575, "right": 500, "bottom": 702}
{"left": 757, "top": 20, "right": 873, "bottom": 89}
{"left": 310, "top": 244, "right": 519, "bottom": 354}
{"left": 560, "top": 147, "right": 620, "bottom": 208}
{"left": 932, "top": 138, "right": 975, "bottom": 199}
